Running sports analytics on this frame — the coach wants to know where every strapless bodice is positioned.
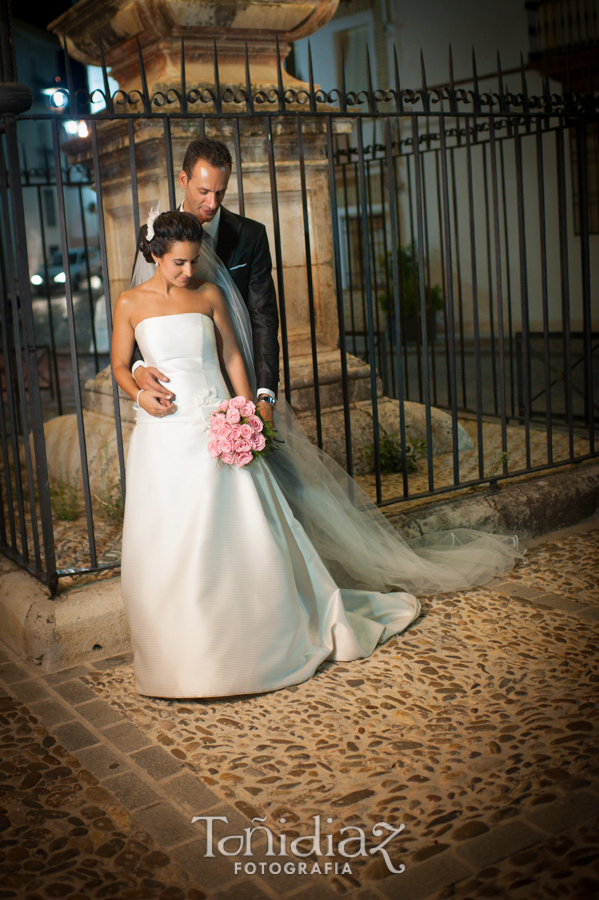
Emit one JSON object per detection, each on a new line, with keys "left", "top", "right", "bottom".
{"left": 134, "top": 312, "right": 228, "bottom": 424}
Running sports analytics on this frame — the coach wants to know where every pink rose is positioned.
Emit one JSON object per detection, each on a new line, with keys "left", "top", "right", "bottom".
{"left": 220, "top": 452, "right": 235, "bottom": 465}
{"left": 230, "top": 396, "right": 246, "bottom": 409}
{"left": 241, "top": 402, "right": 256, "bottom": 418}
{"left": 226, "top": 406, "right": 241, "bottom": 424}
{"left": 218, "top": 438, "right": 233, "bottom": 454}
{"left": 235, "top": 450, "right": 254, "bottom": 467}
{"left": 235, "top": 439, "right": 251, "bottom": 453}
{"left": 207, "top": 441, "right": 220, "bottom": 458}
{"left": 229, "top": 424, "right": 242, "bottom": 441}
{"left": 211, "top": 413, "right": 227, "bottom": 431}
{"left": 218, "top": 399, "right": 229, "bottom": 412}
{"left": 251, "top": 433, "right": 267, "bottom": 452}
{"left": 248, "top": 415, "right": 263, "bottom": 432}
{"left": 240, "top": 423, "right": 253, "bottom": 439}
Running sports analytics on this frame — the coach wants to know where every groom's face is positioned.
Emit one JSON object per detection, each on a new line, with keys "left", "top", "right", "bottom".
{"left": 178, "top": 160, "right": 231, "bottom": 225}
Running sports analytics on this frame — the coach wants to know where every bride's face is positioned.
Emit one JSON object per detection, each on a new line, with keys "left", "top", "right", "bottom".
{"left": 154, "top": 241, "right": 200, "bottom": 287}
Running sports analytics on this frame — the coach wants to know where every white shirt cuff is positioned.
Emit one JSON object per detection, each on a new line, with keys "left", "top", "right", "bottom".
{"left": 132, "top": 360, "right": 144, "bottom": 374}
{"left": 257, "top": 388, "right": 276, "bottom": 399}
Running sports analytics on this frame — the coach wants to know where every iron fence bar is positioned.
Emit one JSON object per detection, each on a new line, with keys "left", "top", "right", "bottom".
{"left": 77, "top": 184, "right": 100, "bottom": 373}
{"left": 481, "top": 142, "right": 499, "bottom": 416}
{"left": 326, "top": 116, "right": 353, "bottom": 476}
{"left": 232, "top": 118, "right": 245, "bottom": 217}
{"left": 339, "top": 160, "right": 357, "bottom": 359}
{"left": 488, "top": 115, "right": 509, "bottom": 475}
{"left": 4, "top": 116, "right": 55, "bottom": 577}
{"left": 393, "top": 134, "right": 410, "bottom": 403}
{"left": 384, "top": 117, "right": 409, "bottom": 496}
{"left": 355, "top": 153, "right": 368, "bottom": 371}
{"left": 51, "top": 118, "right": 97, "bottom": 568}
{"left": 366, "top": 154, "right": 385, "bottom": 387}
{"left": 410, "top": 115, "right": 435, "bottom": 491}
{"left": 296, "top": 114, "right": 321, "bottom": 446}
{"left": 264, "top": 115, "right": 290, "bottom": 401}
{"left": 555, "top": 117, "right": 574, "bottom": 459}
{"left": 434, "top": 146, "right": 450, "bottom": 412}
{"left": 420, "top": 122, "right": 437, "bottom": 408}
{"left": 576, "top": 119, "right": 594, "bottom": 449}
{"left": 378, "top": 139, "right": 394, "bottom": 396}
{"left": 0, "top": 158, "right": 26, "bottom": 557}
{"left": 128, "top": 119, "right": 140, "bottom": 240}
{"left": 499, "top": 139, "right": 516, "bottom": 418}
{"left": 17, "top": 102, "right": 599, "bottom": 123}
{"left": 356, "top": 117, "right": 382, "bottom": 503}
{"left": 438, "top": 114, "right": 460, "bottom": 485}
{"left": 513, "top": 119, "right": 532, "bottom": 468}
{"left": 0, "top": 382, "right": 8, "bottom": 548}
{"left": 464, "top": 119, "right": 485, "bottom": 479}
{"left": 405, "top": 152, "right": 420, "bottom": 403}
{"left": 35, "top": 183, "right": 62, "bottom": 415}
{"left": 163, "top": 118, "right": 176, "bottom": 211}
{"left": 0, "top": 261, "right": 17, "bottom": 549}
{"left": 535, "top": 115, "right": 554, "bottom": 464}
{"left": 449, "top": 142, "right": 467, "bottom": 410}
{"left": 89, "top": 119, "right": 126, "bottom": 507}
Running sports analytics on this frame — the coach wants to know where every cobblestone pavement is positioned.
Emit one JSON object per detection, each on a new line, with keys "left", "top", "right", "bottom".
{"left": 1, "top": 520, "right": 598, "bottom": 900}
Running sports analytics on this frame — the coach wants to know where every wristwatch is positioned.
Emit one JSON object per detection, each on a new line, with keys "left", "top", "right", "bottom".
{"left": 257, "top": 395, "right": 276, "bottom": 407}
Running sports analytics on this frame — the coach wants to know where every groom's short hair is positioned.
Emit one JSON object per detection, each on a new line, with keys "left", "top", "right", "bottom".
{"left": 182, "top": 138, "right": 233, "bottom": 179}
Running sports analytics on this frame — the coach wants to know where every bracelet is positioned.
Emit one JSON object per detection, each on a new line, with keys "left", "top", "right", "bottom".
{"left": 136, "top": 389, "right": 145, "bottom": 406}
{"left": 257, "top": 395, "right": 276, "bottom": 407}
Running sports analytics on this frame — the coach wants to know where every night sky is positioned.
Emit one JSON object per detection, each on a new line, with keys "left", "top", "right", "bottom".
{"left": 14, "top": 1, "right": 74, "bottom": 31}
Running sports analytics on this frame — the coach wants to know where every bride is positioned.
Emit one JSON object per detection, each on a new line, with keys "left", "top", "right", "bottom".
{"left": 112, "top": 210, "right": 523, "bottom": 699}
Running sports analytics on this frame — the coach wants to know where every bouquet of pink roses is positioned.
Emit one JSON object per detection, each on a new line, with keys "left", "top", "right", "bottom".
{"left": 207, "top": 396, "right": 279, "bottom": 468}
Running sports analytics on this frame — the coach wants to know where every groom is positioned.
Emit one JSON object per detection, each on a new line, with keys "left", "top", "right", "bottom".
{"left": 131, "top": 138, "right": 279, "bottom": 423}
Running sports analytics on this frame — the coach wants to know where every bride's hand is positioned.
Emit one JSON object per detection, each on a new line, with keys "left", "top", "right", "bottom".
{"left": 138, "top": 389, "right": 177, "bottom": 418}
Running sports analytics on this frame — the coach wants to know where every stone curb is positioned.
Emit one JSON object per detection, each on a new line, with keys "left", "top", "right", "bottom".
{"left": 389, "top": 460, "right": 599, "bottom": 540}
{"left": 0, "top": 461, "right": 597, "bottom": 673}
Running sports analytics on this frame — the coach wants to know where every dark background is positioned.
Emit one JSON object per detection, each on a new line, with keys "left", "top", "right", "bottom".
{"left": 15, "top": 1, "right": 73, "bottom": 30}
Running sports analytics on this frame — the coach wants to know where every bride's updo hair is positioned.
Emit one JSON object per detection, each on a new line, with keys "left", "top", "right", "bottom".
{"left": 140, "top": 211, "right": 203, "bottom": 263}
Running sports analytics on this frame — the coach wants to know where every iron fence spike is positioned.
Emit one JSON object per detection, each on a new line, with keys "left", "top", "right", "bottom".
{"left": 180, "top": 35, "right": 187, "bottom": 115}
{"left": 308, "top": 39, "right": 316, "bottom": 112}
{"left": 136, "top": 35, "right": 151, "bottom": 114}
{"left": 244, "top": 40, "right": 254, "bottom": 113}
{"left": 393, "top": 43, "right": 403, "bottom": 113}
{"left": 213, "top": 40, "right": 222, "bottom": 113}
{"left": 276, "top": 34, "right": 285, "bottom": 111}
{"left": 98, "top": 36, "right": 114, "bottom": 115}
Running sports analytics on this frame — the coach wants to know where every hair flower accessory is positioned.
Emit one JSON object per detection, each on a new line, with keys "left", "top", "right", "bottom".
{"left": 146, "top": 203, "right": 161, "bottom": 242}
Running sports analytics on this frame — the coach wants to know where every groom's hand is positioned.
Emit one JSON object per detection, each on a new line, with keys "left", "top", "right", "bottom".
{"left": 256, "top": 399, "right": 275, "bottom": 426}
{"left": 133, "top": 365, "right": 176, "bottom": 417}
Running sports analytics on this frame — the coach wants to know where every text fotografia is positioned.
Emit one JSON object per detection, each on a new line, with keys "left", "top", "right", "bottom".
{"left": 190, "top": 815, "right": 406, "bottom": 875}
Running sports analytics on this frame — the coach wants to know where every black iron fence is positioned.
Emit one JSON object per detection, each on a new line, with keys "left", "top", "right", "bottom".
{"left": 0, "top": 20, "right": 598, "bottom": 592}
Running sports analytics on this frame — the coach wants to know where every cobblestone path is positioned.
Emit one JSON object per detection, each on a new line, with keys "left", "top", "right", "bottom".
{"left": 1, "top": 521, "right": 598, "bottom": 899}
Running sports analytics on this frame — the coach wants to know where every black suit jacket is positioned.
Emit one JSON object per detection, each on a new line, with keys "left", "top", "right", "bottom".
{"left": 131, "top": 206, "right": 280, "bottom": 395}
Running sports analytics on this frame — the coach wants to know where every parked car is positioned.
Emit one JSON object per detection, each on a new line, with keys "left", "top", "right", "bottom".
{"left": 30, "top": 247, "right": 102, "bottom": 294}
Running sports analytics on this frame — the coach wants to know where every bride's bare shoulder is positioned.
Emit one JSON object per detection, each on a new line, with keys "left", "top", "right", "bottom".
{"left": 114, "top": 283, "right": 153, "bottom": 322}
{"left": 188, "top": 277, "right": 218, "bottom": 293}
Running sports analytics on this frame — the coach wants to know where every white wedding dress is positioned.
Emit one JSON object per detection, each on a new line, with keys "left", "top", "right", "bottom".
{"left": 121, "top": 312, "right": 423, "bottom": 698}
{"left": 124, "top": 235, "right": 525, "bottom": 698}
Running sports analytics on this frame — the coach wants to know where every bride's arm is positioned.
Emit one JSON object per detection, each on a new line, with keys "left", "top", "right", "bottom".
{"left": 111, "top": 295, "right": 175, "bottom": 417}
{"left": 209, "top": 285, "right": 253, "bottom": 401}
